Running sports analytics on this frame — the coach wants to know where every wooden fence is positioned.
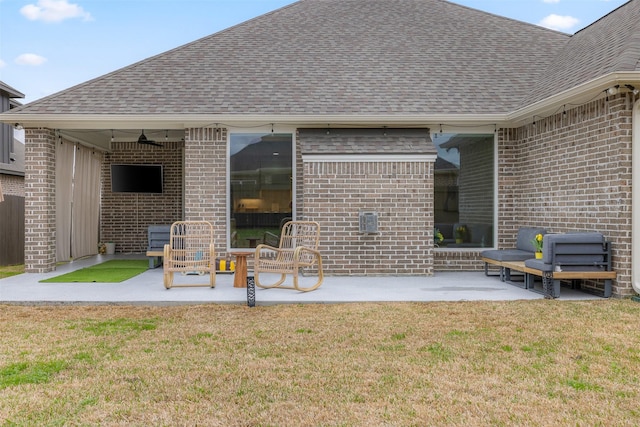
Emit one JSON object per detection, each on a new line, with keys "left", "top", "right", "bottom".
{"left": 0, "top": 195, "right": 25, "bottom": 266}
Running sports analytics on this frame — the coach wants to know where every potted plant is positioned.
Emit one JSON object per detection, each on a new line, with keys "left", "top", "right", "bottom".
{"left": 455, "top": 225, "right": 467, "bottom": 244}
{"left": 531, "top": 233, "right": 543, "bottom": 258}
{"left": 105, "top": 242, "right": 116, "bottom": 255}
{"left": 434, "top": 228, "right": 444, "bottom": 247}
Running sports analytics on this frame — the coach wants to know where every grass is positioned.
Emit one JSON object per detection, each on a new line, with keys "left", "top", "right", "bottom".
{"left": 1, "top": 300, "right": 639, "bottom": 425}
{"left": 0, "top": 264, "right": 24, "bottom": 279}
{"left": 39, "top": 260, "right": 149, "bottom": 283}
{"left": 234, "top": 227, "right": 279, "bottom": 247}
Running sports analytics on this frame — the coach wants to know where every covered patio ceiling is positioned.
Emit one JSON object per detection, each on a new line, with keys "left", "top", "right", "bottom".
{"left": 59, "top": 128, "right": 186, "bottom": 151}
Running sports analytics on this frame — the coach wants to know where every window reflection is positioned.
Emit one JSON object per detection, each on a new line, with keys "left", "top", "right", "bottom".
{"left": 230, "top": 133, "right": 293, "bottom": 248}
{"left": 433, "top": 133, "right": 494, "bottom": 248}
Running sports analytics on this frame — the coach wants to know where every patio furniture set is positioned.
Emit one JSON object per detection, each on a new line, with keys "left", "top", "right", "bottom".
{"left": 147, "top": 222, "right": 615, "bottom": 301}
{"left": 146, "top": 220, "right": 324, "bottom": 296}
{"left": 481, "top": 227, "right": 616, "bottom": 299}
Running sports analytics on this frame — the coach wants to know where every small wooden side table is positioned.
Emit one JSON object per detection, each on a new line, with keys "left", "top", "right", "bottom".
{"left": 230, "top": 252, "right": 250, "bottom": 288}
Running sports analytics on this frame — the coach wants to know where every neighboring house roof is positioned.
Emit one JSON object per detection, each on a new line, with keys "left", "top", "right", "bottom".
{"left": 521, "top": 0, "right": 640, "bottom": 107}
{"left": 6, "top": 0, "right": 569, "bottom": 118}
{"left": 0, "top": 82, "right": 25, "bottom": 102}
{"left": 0, "top": 81, "right": 25, "bottom": 109}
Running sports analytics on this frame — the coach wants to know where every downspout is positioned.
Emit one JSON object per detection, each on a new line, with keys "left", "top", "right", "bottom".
{"left": 633, "top": 99, "right": 640, "bottom": 294}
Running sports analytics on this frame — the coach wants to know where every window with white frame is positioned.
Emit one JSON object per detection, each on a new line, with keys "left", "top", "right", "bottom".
{"left": 433, "top": 133, "right": 495, "bottom": 248}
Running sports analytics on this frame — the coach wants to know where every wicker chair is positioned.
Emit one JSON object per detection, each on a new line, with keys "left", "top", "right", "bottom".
{"left": 254, "top": 221, "right": 324, "bottom": 292}
{"left": 163, "top": 221, "right": 216, "bottom": 289}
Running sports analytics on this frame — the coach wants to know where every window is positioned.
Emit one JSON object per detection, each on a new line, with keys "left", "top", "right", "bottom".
{"left": 433, "top": 133, "right": 495, "bottom": 248}
{"left": 229, "top": 133, "right": 293, "bottom": 249}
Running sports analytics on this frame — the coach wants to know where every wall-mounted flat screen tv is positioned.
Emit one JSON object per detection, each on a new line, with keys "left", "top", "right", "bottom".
{"left": 111, "top": 164, "right": 163, "bottom": 193}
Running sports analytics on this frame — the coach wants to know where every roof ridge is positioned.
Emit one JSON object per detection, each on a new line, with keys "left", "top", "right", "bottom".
{"left": 612, "top": 2, "right": 640, "bottom": 72}
{"left": 517, "top": 0, "right": 640, "bottom": 108}
{"left": 445, "top": 0, "right": 570, "bottom": 36}
{"left": 3, "top": 0, "right": 571, "bottom": 118}
{"left": 573, "top": 0, "right": 633, "bottom": 35}
{"left": 10, "top": 0, "right": 305, "bottom": 111}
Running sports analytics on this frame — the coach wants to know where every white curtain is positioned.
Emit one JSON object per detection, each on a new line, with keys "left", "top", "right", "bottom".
{"left": 56, "top": 140, "right": 75, "bottom": 262}
{"left": 71, "top": 145, "right": 102, "bottom": 258}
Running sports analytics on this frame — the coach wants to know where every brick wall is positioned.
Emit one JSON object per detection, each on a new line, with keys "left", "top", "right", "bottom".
{"left": 101, "top": 140, "right": 185, "bottom": 253}
{"left": 0, "top": 174, "right": 24, "bottom": 197}
{"left": 499, "top": 94, "right": 633, "bottom": 297}
{"left": 303, "top": 160, "right": 433, "bottom": 275}
{"left": 434, "top": 249, "right": 484, "bottom": 271}
{"left": 184, "top": 127, "right": 228, "bottom": 256}
{"left": 24, "top": 128, "right": 56, "bottom": 272}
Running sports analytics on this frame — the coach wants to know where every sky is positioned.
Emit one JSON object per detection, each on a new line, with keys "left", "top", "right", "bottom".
{"left": 0, "top": 0, "right": 631, "bottom": 105}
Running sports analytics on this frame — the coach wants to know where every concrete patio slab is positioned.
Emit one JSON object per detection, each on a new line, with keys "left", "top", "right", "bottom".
{"left": 0, "top": 254, "right": 601, "bottom": 305}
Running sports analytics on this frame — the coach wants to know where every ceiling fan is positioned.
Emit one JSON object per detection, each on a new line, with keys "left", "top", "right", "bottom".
{"left": 137, "top": 130, "right": 162, "bottom": 147}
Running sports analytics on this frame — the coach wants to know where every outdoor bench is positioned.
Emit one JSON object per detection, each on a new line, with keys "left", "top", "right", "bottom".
{"left": 500, "top": 233, "right": 616, "bottom": 299}
{"left": 523, "top": 232, "right": 615, "bottom": 298}
{"left": 480, "top": 227, "right": 546, "bottom": 282}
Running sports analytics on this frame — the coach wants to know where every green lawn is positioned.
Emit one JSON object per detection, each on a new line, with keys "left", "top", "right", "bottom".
{"left": 0, "top": 264, "right": 24, "bottom": 279}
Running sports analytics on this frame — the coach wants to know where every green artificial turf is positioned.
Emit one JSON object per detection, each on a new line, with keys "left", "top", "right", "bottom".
{"left": 40, "top": 260, "right": 149, "bottom": 283}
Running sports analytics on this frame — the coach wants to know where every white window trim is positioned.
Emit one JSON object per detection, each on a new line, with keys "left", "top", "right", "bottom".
{"left": 433, "top": 130, "right": 498, "bottom": 250}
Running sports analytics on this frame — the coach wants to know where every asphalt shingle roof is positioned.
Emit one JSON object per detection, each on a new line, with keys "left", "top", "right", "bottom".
{"left": 11, "top": 0, "right": 570, "bottom": 117}
{"left": 521, "top": 0, "right": 640, "bottom": 107}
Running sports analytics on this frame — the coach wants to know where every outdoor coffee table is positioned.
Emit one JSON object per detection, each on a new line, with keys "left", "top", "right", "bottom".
{"left": 230, "top": 251, "right": 250, "bottom": 288}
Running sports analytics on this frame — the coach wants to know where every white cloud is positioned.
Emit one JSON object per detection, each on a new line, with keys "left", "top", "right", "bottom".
{"left": 538, "top": 14, "right": 580, "bottom": 31}
{"left": 15, "top": 53, "right": 48, "bottom": 66}
{"left": 20, "top": 0, "right": 93, "bottom": 23}
{"left": 542, "top": 0, "right": 560, "bottom": 3}
{"left": 0, "top": 59, "right": 5, "bottom": 68}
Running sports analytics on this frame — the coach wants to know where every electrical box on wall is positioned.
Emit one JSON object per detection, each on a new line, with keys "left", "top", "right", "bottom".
{"left": 359, "top": 211, "right": 379, "bottom": 234}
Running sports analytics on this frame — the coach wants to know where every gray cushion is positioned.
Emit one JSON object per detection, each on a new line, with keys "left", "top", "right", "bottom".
{"left": 524, "top": 259, "right": 552, "bottom": 272}
{"left": 481, "top": 249, "right": 534, "bottom": 262}
{"left": 516, "top": 227, "right": 547, "bottom": 252}
{"left": 542, "top": 232, "right": 604, "bottom": 264}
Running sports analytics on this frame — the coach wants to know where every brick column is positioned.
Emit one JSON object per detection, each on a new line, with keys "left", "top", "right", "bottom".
{"left": 184, "top": 127, "right": 228, "bottom": 253}
{"left": 24, "top": 128, "right": 56, "bottom": 272}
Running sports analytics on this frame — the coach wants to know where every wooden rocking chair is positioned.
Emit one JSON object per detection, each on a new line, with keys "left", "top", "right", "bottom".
{"left": 254, "top": 221, "right": 324, "bottom": 292}
{"left": 163, "top": 221, "right": 216, "bottom": 289}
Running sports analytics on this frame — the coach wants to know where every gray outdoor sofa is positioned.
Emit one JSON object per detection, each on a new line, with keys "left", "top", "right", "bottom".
{"left": 523, "top": 232, "right": 615, "bottom": 298}
{"left": 480, "top": 227, "right": 547, "bottom": 282}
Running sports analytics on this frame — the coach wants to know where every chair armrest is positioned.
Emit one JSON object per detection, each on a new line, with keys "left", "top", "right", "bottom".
{"left": 255, "top": 243, "right": 281, "bottom": 262}
{"left": 255, "top": 243, "right": 279, "bottom": 254}
{"left": 293, "top": 246, "right": 322, "bottom": 267}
